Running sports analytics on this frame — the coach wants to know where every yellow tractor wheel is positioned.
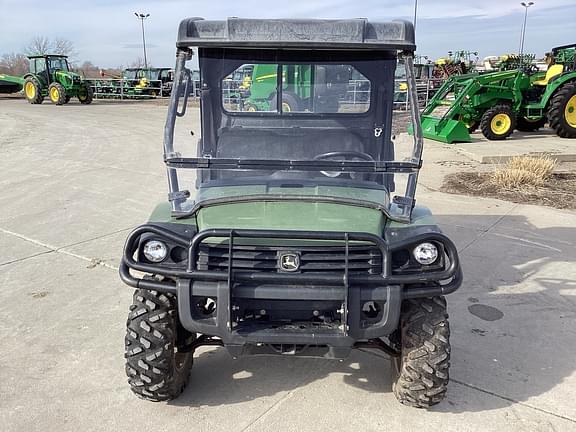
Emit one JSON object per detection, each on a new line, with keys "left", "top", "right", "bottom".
{"left": 480, "top": 104, "right": 516, "bottom": 140}
{"left": 548, "top": 84, "right": 576, "bottom": 138}
{"left": 77, "top": 84, "right": 94, "bottom": 105}
{"left": 48, "top": 83, "right": 66, "bottom": 105}
{"left": 23, "top": 78, "right": 43, "bottom": 104}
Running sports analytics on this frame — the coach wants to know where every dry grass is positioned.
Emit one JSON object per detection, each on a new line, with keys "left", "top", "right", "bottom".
{"left": 491, "top": 155, "right": 556, "bottom": 189}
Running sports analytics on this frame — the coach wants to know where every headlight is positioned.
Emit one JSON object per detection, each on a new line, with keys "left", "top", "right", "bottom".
{"left": 413, "top": 242, "right": 438, "bottom": 265}
{"left": 142, "top": 240, "right": 168, "bottom": 263}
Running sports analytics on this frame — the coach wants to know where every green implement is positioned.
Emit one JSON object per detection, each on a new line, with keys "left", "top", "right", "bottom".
{"left": 0, "top": 74, "right": 25, "bottom": 94}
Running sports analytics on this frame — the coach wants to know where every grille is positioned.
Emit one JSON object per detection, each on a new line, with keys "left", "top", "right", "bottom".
{"left": 196, "top": 243, "right": 383, "bottom": 275}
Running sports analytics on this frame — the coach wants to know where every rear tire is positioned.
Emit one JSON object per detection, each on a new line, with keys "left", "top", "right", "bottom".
{"left": 480, "top": 104, "right": 516, "bottom": 140}
{"left": 548, "top": 84, "right": 576, "bottom": 138}
{"left": 48, "top": 82, "right": 67, "bottom": 105}
{"left": 392, "top": 296, "right": 451, "bottom": 408}
{"left": 125, "top": 289, "right": 194, "bottom": 401}
{"left": 516, "top": 116, "right": 547, "bottom": 132}
{"left": 23, "top": 78, "right": 43, "bottom": 104}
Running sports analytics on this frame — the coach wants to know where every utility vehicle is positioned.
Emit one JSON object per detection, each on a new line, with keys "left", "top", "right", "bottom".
{"left": 120, "top": 17, "right": 462, "bottom": 408}
{"left": 23, "top": 55, "right": 93, "bottom": 105}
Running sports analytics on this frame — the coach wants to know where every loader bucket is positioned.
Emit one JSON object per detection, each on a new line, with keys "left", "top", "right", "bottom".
{"left": 421, "top": 116, "right": 472, "bottom": 144}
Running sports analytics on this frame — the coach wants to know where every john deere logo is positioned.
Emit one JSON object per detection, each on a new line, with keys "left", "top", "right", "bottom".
{"left": 279, "top": 253, "right": 300, "bottom": 272}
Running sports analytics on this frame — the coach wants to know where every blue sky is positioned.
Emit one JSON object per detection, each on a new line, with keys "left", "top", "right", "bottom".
{"left": 0, "top": 0, "right": 574, "bottom": 68}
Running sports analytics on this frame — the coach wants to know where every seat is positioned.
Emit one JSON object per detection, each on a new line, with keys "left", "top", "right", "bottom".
{"left": 533, "top": 64, "right": 564, "bottom": 86}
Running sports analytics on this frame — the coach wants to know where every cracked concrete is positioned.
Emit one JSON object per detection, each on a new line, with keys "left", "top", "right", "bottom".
{"left": 1, "top": 99, "right": 575, "bottom": 432}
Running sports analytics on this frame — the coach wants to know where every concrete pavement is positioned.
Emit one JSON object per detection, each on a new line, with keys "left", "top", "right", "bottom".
{"left": 0, "top": 99, "right": 575, "bottom": 431}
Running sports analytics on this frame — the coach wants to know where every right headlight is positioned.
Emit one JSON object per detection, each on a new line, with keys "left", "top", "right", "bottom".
{"left": 413, "top": 242, "right": 439, "bottom": 265}
{"left": 142, "top": 240, "right": 168, "bottom": 263}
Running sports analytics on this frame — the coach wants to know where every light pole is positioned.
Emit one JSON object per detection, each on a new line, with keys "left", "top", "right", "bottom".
{"left": 519, "top": 2, "right": 534, "bottom": 60}
{"left": 134, "top": 12, "right": 150, "bottom": 69}
{"left": 413, "top": 0, "right": 418, "bottom": 33}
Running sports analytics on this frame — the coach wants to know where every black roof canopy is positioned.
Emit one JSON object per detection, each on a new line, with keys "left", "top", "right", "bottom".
{"left": 177, "top": 18, "right": 415, "bottom": 52}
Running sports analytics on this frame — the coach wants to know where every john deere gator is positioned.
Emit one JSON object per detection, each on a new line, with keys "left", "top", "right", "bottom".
{"left": 23, "top": 55, "right": 93, "bottom": 105}
{"left": 119, "top": 17, "right": 462, "bottom": 408}
{"left": 421, "top": 44, "right": 576, "bottom": 143}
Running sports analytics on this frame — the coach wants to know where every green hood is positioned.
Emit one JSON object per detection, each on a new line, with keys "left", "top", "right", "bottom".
{"left": 149, "top": 185, "right": 389, "bottom": 236}
{"left": 195, "top": 201, "right": 386, "bottom": 235}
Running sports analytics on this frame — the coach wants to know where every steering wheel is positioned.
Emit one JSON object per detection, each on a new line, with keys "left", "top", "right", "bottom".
{"left": 314, "top": 151, "right": 374, "bottom": 178}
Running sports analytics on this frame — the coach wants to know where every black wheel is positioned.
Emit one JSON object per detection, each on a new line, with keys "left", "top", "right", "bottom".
{"left": 548, "top": 84, "right": 576, "bottom": 138}
{"left": 48, "top": 82, "right": 67, "bottom": 105}
{"left": 516, "top": 116, "right": 547, "bottom": 132}
{"left": 392, "top": 296, "right": 451, "bottom": 408}
{"left": 23, "top": 78, "right": 43, "bottom": 104}
{"left": 78, "top": 84, "right": 93, "bottom": 104}
{"left": 281, "top": 92, "right": 301, "bottom": 112}
{"left": 480, "top": 104, "right": 516, "bottom": 140}
{"left": 125, "top": 289, "right": 194, "bottom": 401}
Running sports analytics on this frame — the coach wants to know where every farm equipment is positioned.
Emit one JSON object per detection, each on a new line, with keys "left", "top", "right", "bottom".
{"left": 23, "top": 55, "right": 93, "bottom": 105}
{"left": 421, "top": 44, "right": 576, "bottom": 143}
{"left": 240, "top": 63, "right": 353, "bottom": 112}
{"left": 432, "top": 50, "right": 478, "bottom": 79}
{"left": 119, "top": 17, "right": 462, "bottom": 408}
{"left": 0, "top": 73, "right": 24, "bottom": 94}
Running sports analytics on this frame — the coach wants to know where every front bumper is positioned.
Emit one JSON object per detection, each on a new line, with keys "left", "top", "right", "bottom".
{"left": 120, "top": 225, "right": 462, "bottom": 355}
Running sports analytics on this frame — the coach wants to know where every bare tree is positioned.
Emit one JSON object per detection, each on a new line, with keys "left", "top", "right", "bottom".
{"left": 24, "top": 36, "right": 77, "bottom": 61}
{"left": 25, "top": 36, "right": 51, "bottom": 56}
{"left": 0, "top": 53, "right": 29, "bottom": 75}
{"left": 53, "top": 38, "right": 77, "bottom": 57}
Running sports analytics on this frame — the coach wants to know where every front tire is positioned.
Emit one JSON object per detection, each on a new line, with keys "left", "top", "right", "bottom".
{"left": 78, "top": 84, "right": 93, "bottom": 104}
{"left": 48, "top": 82, "right": 67, "bottom": 105}
{"left": 392, "top": 296, "right": 451, "bottom": 408}
{"left": 125, "top": 289, "right": 194, "bottom": 401}
{"left": 480, "top": 104, "right": 516, "bottom": 140}
{"left": 548, "top": 84, "right": 576, "bottom": 138}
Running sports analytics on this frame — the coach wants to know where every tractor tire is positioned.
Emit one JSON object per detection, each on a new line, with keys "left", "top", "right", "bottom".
{"left": 48, "top": 82, "right": 67, "bottom": 105}
{"left": 281, "top": 92, "right": 301, "bottom": 112}
{"left": 125, "top": 289, "right": 194, "bottom": 401}
{"left": 516, "top": 116, "right": 547, "bottom": 132}
{"left": 480, "top": 104, "right": 516, "bottom": 140}
{"left": 64, "top": 95, "right": 71, "bottom": 104}
{"left": 548, "top": 84, "right": 576, "bottom": 138}
{"left": 23, "top": 78, "right": 43, "bottom": 104}
{"left": 392, "top": 296, "right": 451, "bottom": 408}
{"left": 78, "top": 84, "right": 94, "bottom": 105}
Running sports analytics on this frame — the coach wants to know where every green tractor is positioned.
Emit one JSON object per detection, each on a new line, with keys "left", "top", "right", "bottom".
{"left": 240, "top": 63, "right": 350, "bottom": 113}
{"left": 421, "top": 44, "right": 576, "bottom": 143}
{"left": 23, "top": 55, "right": 93, "bottom": 105}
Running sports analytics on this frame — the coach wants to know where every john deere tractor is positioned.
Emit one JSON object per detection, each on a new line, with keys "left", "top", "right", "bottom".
{"left": 421, "top": 44, "right": 576, "bottom": 143}
{"left": 23, "top": 55, "right": 93, "bottom": 105}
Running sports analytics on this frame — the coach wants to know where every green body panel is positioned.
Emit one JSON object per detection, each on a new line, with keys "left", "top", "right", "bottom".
{"left": 196, "top": 202, "right": 385, "bottom": 235}
{"left": 246, "top": 64, "right": 312, "bottom": 110}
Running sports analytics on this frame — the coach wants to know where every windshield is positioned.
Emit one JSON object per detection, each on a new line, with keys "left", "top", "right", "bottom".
{"left": 48, "top": 57, "right": 69, "bottom": 71}
{"left": 165, "top": 48, "right": 423, "bottom": 222}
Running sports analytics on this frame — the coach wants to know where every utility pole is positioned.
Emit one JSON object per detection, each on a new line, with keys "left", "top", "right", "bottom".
{"left": 413, "top": 0, "right": 418, "bottom": 33}
{"left": 519, "top": 2, "right": 534, "bottom": 60}
{"left": 134, "top": 12, "right": 150, "bottom": 69}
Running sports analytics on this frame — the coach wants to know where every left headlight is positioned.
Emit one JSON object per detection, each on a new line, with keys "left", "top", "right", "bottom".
{"left": 413, "top": 242, "right": 438, "bottom": 265}
{"left": 142, "top": 240, "right": 168, "bottom": 263}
